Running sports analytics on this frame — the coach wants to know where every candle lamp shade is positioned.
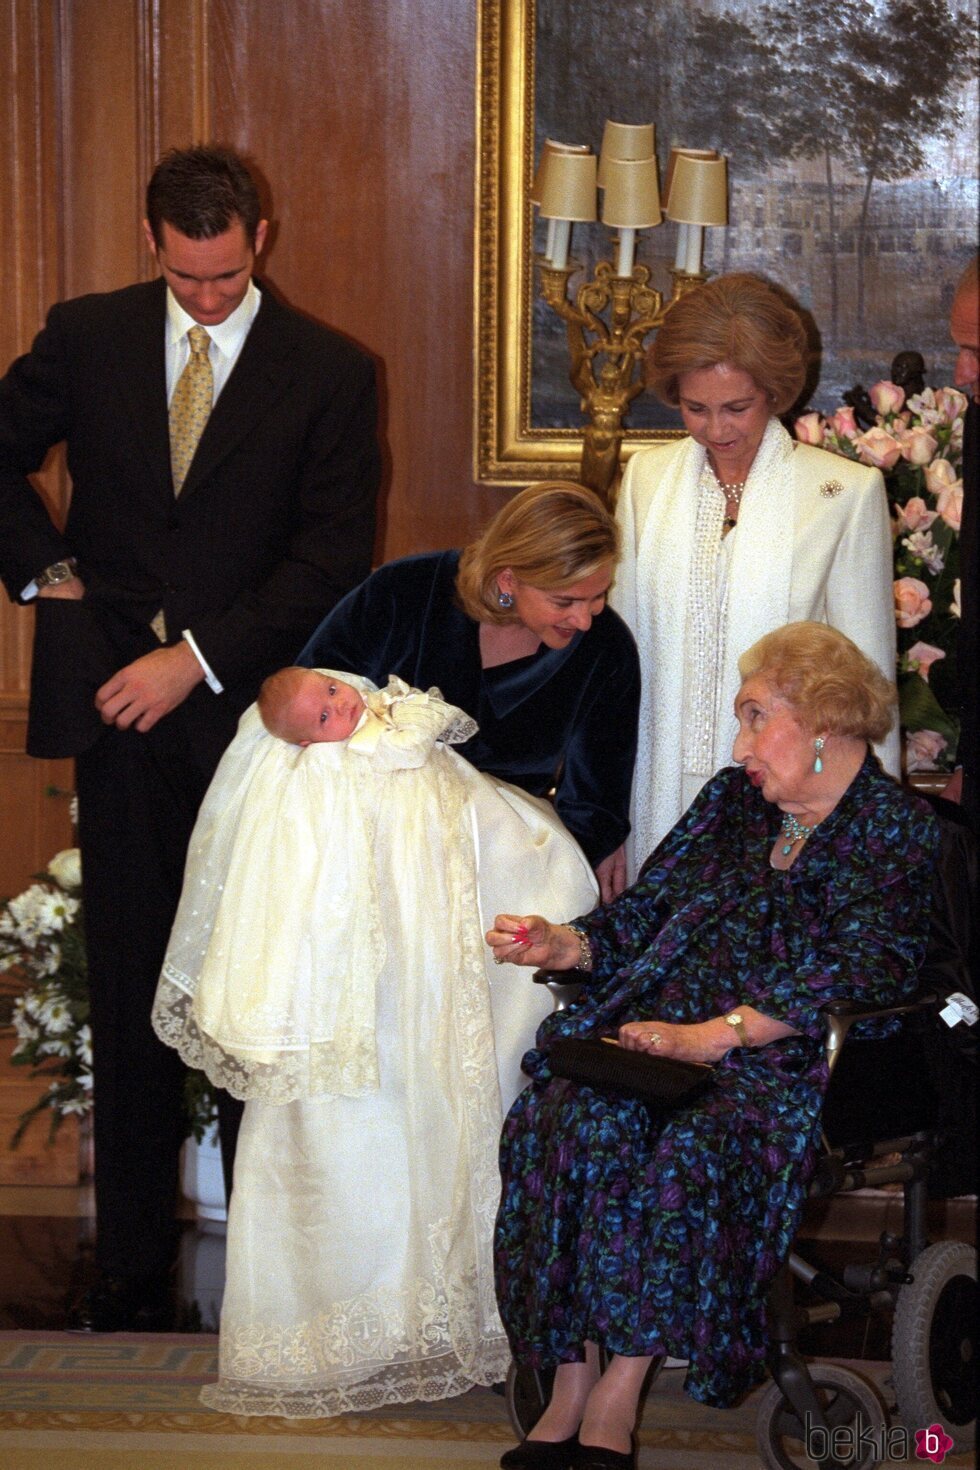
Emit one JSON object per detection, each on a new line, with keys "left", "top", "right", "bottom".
{"left": 662, "top": 147, "right": 719, "bottom": 213}
{"left": 538, "top": 149, "right": 598, "bottom": 222}
{"left": 597, "top": 121, "right": 655, "bottom": 187}
{"left": 600, "top": 156, "right": 662, "bottom": 229}
{"left": 665, "top": 153, "right": 728, "bottom": 226}
{"left": 531, "top": 139, "right": 591, "bottom": 205}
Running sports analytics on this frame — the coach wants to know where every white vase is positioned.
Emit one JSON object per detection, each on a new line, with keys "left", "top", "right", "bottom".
{"left": 180, "top": 1121, "right": 227, "bottom": 1223}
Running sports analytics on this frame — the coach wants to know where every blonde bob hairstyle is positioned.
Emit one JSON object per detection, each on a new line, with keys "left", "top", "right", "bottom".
{"left": 738, "top": 623, "right": 896, "bottom": 744}
{"left": 456, "top": 481, "right": 620, "bottom": 625}
{"left": 647, "top": 272, "right": 808, "bottom": 415}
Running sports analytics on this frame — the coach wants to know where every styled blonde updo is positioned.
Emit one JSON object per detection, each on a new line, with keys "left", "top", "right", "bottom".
{"left": 455, "top": 481, "right": 620, "bottom": 624}
{"left": 738, "top": 623, "right": 896, "bottom": 743}
{"left": 647, "top": 272, "right": 809, "bottom": 415}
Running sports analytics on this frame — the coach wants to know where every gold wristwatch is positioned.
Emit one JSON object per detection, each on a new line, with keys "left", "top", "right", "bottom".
{"left": 723, "top": 1011, "right": 749, "bottom": 1047}
{"left": 36, "top": 558, "right": 78, "bottom": 588}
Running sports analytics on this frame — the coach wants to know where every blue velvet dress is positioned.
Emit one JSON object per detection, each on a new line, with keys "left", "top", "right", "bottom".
{"left": 494, "top": 756, "right": 938, "bottom": 1407}
{"left": 298, "top": 551, "right": 640, "bottom": 865}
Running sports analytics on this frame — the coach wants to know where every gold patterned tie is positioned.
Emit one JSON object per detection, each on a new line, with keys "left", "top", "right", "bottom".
{"left": 169, "top": 325, "right": 213, "bottom": 494}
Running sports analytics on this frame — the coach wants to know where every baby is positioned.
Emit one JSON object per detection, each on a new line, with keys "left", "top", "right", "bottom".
{"left": 257, "top": 666, "right": 367, "bottom": 745}
{"left": 154, "top": 667, "right": 479, "bottom": 1103}
{"left": 254, "top": 665, "right": 475, "bottom": 765}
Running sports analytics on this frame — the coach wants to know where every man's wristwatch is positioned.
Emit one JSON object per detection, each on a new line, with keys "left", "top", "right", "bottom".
{"left": 723, "top": 1011, "right": 749, "bottom": 1047}
{"left": 35, "top": 558, "right": 78, "bottom": 588}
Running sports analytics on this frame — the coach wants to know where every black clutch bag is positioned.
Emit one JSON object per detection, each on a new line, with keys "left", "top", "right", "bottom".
{"left": 548, "top": 1036, "right": 714, "bottom": 1108}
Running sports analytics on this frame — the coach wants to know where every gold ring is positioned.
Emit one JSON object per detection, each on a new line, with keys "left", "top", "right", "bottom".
{"left": 648, "top": 1030, "right": 663, "bottom": 1047}
{"left": 493, "top": 954, "right": 505, "bottom": 966}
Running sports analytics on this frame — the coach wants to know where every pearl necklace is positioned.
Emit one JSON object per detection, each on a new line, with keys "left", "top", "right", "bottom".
{"left": 714, "top": 475, "right": 746, "bottom": 536}
{"left": 779, "top": 812, "right": 814, "bottom": 855}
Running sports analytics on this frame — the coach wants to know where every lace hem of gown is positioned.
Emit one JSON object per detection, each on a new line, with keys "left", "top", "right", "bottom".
{"left": 152, "top": 970, "right": 379, "bottom": 1104}
{"left": 200, "top": 1342, "right": 512, "bottom": 1418}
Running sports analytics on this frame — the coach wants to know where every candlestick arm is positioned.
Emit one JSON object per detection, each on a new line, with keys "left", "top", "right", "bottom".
{"left": 537, "top": 256, "right": 712, "bottom": 507}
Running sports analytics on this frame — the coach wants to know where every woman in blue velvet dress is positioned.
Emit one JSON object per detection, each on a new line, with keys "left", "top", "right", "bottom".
{"left": 486, "top": 623, "right": 938, "bottom": 1470}
{"left": 299, "top": 481, "right": 640, "bottom": 903}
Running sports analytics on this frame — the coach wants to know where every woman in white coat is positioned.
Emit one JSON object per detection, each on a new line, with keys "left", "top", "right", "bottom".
{"left": 613, "top": 273, "right": 899, "bottom": 876}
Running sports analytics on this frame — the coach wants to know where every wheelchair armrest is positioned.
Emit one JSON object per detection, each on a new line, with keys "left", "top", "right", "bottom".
{"left": 532, "top": 968, "right": 590, "bottom": 1013}
{"left": 532, "top": 969, "right": 590, "bottom": 985}
{"left": 820, "top": 994, "right": 937, "bottom": 1070}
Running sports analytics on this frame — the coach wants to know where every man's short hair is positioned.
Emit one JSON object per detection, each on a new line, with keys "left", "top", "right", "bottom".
{"left": 145, "top": 145, "right": 262, "bottom": 246}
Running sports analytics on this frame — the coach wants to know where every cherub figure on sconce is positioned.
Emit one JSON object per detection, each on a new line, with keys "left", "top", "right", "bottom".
{"left": 843, "top": 351, "right": 927, "bottom": 430}
{"left": 534, "top": 129, "right": 728, "bottom": 506}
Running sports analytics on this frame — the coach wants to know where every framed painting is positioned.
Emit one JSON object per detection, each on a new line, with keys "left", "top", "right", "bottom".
{"left": 475, "top": 0, "right": 979, "bottom": 483}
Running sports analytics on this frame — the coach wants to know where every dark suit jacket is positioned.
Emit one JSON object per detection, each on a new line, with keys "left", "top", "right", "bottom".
{"left": 0, "top": 278, "right": 380, "bottom": 757}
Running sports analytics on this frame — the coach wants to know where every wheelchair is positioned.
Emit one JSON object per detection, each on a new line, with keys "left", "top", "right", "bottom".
{"left": 504, "top": 843, "right": 978, "bottom": 1470}
{"left": 754, "top": 990, "right": 976, "bottom": 1469}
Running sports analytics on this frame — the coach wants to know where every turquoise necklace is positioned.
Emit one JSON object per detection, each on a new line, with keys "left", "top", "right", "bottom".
{"left": 780, "top": 812, "right": 814, "bottom": 855}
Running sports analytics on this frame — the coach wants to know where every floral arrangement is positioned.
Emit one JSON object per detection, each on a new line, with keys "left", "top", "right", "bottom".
{"left": 2, "top": 847, "right": 216, "bottom": 1144}
{"left": 0, "top": 849, "right": 91, "bottom": 1142}
{"left": 796, "top": 381, "right": 967, "bottom": 773}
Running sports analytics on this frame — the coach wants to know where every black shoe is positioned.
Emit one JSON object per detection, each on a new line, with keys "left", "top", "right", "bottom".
{"left": 500, "top": 1433, "right": 579, "bottom": 1469}
{"left": 573, "top": 1438, "right": 637, "bottom": 1470}
{"left": 68, "top": 1273, "right": 175, "bottom": 1333}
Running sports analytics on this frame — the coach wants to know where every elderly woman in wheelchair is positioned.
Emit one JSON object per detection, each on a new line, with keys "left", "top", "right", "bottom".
{"left": 485, "top": 622, "right": 946, "bottom": 1470}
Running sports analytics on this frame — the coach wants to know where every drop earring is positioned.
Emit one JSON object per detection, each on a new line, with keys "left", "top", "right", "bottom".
{"left": 813, "top": 736, "right": 824, "bottom": 774}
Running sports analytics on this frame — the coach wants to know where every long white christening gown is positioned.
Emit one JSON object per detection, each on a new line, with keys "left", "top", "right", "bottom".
{"left": 153, "top": 673, "right": 598, "bottom": 1416}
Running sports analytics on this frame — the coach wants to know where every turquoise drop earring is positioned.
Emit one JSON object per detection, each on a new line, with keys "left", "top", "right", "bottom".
{"left": 813, "top": 737, "right": 824, "bottom": 774}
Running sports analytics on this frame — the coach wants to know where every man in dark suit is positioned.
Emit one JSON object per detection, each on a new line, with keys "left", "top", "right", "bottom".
{"left": 0, "top": 146, "right": 380, "bottom": 1328}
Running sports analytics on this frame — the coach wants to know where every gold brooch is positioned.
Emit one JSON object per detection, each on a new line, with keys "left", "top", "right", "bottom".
{"left": 820, "top": 479, "right": 845, "bottom": 498}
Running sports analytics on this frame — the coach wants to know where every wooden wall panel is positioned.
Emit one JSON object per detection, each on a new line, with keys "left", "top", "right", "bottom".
{"left": 195, "top": 0, "right": 506, "bottom": 556}
{"left": 2, "top": 0, "right": 507, "bottom": 895}
{"left": 1, "top": 0, "right": 72, "bottom": 893}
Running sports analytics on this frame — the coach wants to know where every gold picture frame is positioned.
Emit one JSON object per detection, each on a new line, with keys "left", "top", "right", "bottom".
{"left": 474, "top": 0, "right": 682, "bottom": 486}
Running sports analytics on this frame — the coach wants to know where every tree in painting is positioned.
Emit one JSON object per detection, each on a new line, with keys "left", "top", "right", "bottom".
{"left": 531, "top": 0, "right": 978, "bottom": 425}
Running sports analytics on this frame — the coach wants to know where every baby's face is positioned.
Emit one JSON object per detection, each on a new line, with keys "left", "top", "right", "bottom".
{"left": 293, "top": 674, "right": 365, "bottom": 744}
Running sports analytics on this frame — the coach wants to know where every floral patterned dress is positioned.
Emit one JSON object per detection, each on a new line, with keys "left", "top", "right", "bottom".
{"left": 494, "top": 755, "right": 938, "bottom": 1408}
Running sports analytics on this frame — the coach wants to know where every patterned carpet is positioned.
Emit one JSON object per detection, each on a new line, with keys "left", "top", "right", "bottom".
{"left": 0, "top": 1332, "right": 972, "bottom": 1468}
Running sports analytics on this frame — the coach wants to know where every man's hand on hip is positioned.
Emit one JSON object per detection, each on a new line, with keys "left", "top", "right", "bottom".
{"left": 96, "top": 641, "right": 205, "bottom": 732}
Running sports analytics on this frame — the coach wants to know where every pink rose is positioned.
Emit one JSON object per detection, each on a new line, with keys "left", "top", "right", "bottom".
{"left": 898, "top": 425, "right": 938, "bottom": 465}
{"left": 924, "top": 458, "right": 957, "bottom": 495}
{"left": 794, "top": 412, "right": 825, "bottom": 446}
{"left": 937, "top": 481, "right": 963, "bottom": 530}
{"left": 830, "top": 405, "right": 858, "bottom": 439}
{"left": 855, "top": 426, "right": 902, "bottom": 470}
{"left": 870, "top": 380, "right": 905, "bottom": 416}
{"left": 906, "top": 728, "right": 947, "bottom": 772}
{"left": 894, "top": 576, "right": 932, "bottom": 628}
{"left": 906, "top": 641, "right": 946, "bottom": 681}
{"left": 896, "top": 497, "right": 937, "bottom": 532}
{"left": 934, "top": 387, "right": 968, "bottom": 425}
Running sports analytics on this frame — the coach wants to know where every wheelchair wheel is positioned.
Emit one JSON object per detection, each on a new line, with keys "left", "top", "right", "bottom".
{"left": 504, "top": 1360, "right": 555, "bottom": 1438}
{"left": 755, "top": 1364, "right": 887, "bottom": 1470}
{"left": 891, "top": 1238, "right": 977, "bottom": 1452}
